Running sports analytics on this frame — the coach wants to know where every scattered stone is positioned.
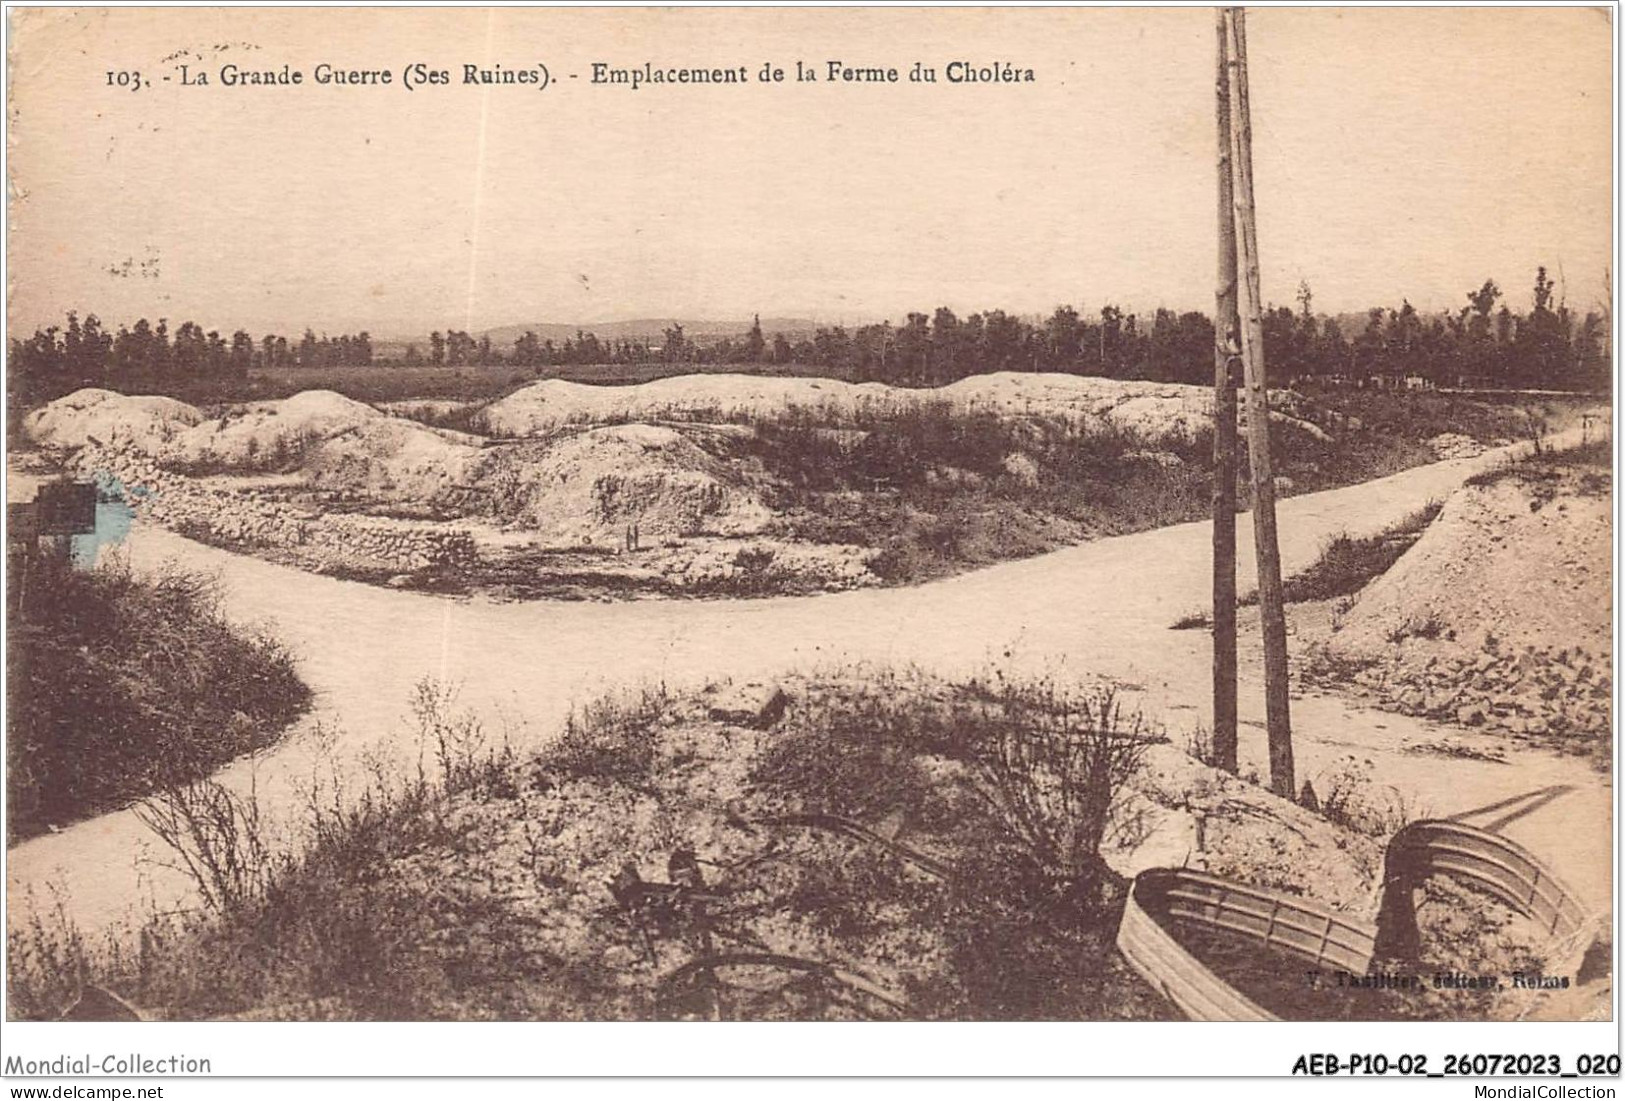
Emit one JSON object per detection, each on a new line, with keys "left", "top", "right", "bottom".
{"left": 706, "top": 682, "right": 791, "bottom": 729}
{"left": 1001, "top": 451, "right": 1042, "bottom": 485}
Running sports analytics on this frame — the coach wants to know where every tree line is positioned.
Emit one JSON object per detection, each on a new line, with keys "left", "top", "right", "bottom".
{"left": 11, "top": 268, "right": 1608, "bottom": 406}
{"left": 9, "top": 313, "right": 375, "bottom": 405}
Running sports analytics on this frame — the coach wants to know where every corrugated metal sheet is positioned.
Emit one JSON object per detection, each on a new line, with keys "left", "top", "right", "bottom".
{"left": 1118, "top": 818, "right": 1595, "bottom": 1020}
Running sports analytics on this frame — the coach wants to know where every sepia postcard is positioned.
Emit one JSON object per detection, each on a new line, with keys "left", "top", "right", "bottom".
{"left": 0, "top": 2, "right": 1618, "bottom": 1083}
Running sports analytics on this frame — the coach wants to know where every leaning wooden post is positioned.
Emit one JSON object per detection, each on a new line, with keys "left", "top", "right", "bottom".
{"left": 1224, "top": 6, "right": 1294, "bottom": 797}
{"left": 1211, "top": 9, "right": 1240, "bottom": 774}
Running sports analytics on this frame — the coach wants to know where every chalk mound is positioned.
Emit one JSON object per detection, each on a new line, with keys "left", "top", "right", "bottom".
{"left": 165, "top": 391, "right": 482, "bottom": 498}
{"left": 171, "top": 391, "right": 383, "bottom": 468}
{"left": 480, "top": 374, "right": 892, "bottom": 435}
{"left": 480, "top": 371, "right": 1314, "bottom": 447}
{"left": 474, "top": 423, "right": 772, "bottom": 543}
{"left": 1327, "top": 473, "right": 1611, "bottom": 662}
{"left": 300, "top": 417, "right": 482, "bottom": 501}
{"left": 942, "top": 373, "right": 1200, "bottom": 421}
{"left": 23, "top": 388, "right": 203, "bottom": 452}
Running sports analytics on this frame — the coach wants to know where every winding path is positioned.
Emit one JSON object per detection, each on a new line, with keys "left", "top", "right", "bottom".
{"left": 6, "top": 433, "right": 1611, "bottom": 938}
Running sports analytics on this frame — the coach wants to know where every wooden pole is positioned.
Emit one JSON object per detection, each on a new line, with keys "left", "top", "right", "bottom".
{"left": 1211, "top": 9, "right": 1240, "bottom": 774}
{"left": 1224, "top": 6, "right": 1295, "bottom": 798}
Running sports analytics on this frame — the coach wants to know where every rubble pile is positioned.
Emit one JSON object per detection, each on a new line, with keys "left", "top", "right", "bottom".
{"left": 71, "top": 443, "right": 477, "bottom": 574}
{"left": 1317, "top": 638, "right": 1611, "bottom": 746}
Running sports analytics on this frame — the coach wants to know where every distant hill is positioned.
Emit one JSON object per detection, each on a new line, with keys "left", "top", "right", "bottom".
{"left": 477, "top": 318, "right": 821, "bottom": 347}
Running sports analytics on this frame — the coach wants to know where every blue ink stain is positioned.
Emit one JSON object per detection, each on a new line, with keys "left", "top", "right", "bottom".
{"left": 67, "top": 471, "right": 143, "bottom": 569}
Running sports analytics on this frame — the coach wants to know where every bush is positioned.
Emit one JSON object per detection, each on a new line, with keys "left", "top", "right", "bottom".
{"left": 134, "top": 776, "right": 275, "bottom": 915}
{"left": 1314, "top": 755, "right": 1422, "bottom": 838}
{"left": 966, "top": 684, "right": 1153, "bottom": 910}
{"left": 545, "top": 684, "right": 668, "bottom": 787}
{"left": 6, "top": 552, "right": 310, "bottom": 841}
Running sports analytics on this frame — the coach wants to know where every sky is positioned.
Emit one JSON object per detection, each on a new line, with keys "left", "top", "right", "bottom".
{"left": 7, "top": 6, "right": 1614, "bottom": 340}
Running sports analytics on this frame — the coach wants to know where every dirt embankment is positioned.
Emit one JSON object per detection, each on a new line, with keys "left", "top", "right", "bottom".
{"left": 168, "top": 390, "right": 483, "bottom": 498}
{"left": 1304, "top": 447, "right": 1611, "bottom": 761}
{"left": 20, "top": 668, "right": 1575, "bottom": 1022}
{"left": 23, "top": 388, "right": 202, "bottom": 451}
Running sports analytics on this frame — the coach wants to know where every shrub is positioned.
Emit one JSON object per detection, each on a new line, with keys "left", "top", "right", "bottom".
{"left": 732, "top": 545, "right": 777, "bottom": 573}
{"left": 134, "top": 775, "right": 275, "bottom": 915}
{"left": 5, "top": 886, "right": 92, "bottom": 1021}
{"left": 543, "top": 684, "right": 669, "bottom": 787}
{"left": 1314, "top": 755, "right": 1422, "bottom": 838}
{"left": 1386, "top": 610, "right": 1450, "bottom": 644}
{"left": 6, "top": 553, "right": 311, "bottom": 841}
{"left": 967, "top": 685, "right": 1153, "bottom": 911}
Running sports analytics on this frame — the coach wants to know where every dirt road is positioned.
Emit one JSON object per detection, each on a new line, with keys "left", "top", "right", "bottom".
{"left": 7, "top": 432, "right": 1610, "bottom": 938}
